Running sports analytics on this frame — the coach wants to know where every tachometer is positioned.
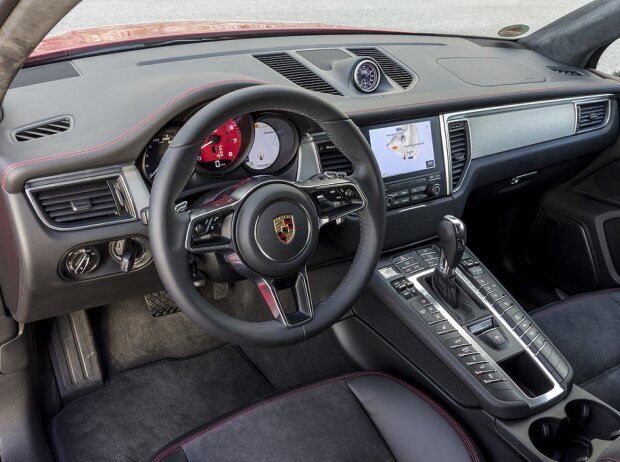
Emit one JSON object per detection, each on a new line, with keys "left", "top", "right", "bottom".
{"left": 198, "top": 119, "right": 243, "bottom": 172}
{"left": 244, "top": 121, "right": 280, "bottom": 171}
{"left": 141, "top": 126, "right": 180, "bottom": 183}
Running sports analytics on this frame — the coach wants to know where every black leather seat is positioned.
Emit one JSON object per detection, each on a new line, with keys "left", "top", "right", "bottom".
{"left": 151, "top": 372, "right": 481, "bottom": 462}
{"left": 531, "top": 289, "right": 620, "bottom": 411}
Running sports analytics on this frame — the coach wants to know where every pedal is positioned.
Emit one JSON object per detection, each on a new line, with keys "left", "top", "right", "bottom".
{"left": 213, "top": 282, "right": 229, "bottom": 300}
{"left": 145, "top": 290, "right": 180, "bottom": 317}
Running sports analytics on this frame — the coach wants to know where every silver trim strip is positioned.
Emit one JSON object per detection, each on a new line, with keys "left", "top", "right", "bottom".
{"left": 409, "top": 268, "right": 564, "bottom": 407}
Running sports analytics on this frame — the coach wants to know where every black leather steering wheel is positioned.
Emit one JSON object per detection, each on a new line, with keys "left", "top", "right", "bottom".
{"left": 149, "top": 85, "right": 385, "bottom": 347}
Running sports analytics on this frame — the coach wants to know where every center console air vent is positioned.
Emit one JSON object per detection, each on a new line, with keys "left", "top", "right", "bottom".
{"left": 576, "top": 100, "right": 609, "bottom": 133}
{"left": 13, "top": 116, "right": 72, "bottom": 142}
{"left": 347, "top": 47, "right": 413, "bottom": 89}
{"left": 29, "top": 176, "right": 134, "bottom": 229}
{"left": 447, "top": 120, "right": 470, "bottom": 190}
{"left": 253, "top": 52, "right": 342, "bottom": 95}
{"left": 316, "top": 141, "right": 353, "bottom": 175}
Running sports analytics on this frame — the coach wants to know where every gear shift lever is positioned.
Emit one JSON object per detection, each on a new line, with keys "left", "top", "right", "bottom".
{"left": 432, "top": 215, "right": 467, "bottom": 309}
{"left": 437, "top": 215, "right": 467, "bottom": 278}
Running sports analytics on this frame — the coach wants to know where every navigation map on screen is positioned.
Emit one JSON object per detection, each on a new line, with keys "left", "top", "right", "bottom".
{"left": 368, "top": 120, "right": 436, "bottom": 178}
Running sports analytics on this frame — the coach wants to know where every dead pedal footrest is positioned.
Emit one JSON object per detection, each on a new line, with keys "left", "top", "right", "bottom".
{"left": 145, "top": 290, "right": 180, "bottom": 317}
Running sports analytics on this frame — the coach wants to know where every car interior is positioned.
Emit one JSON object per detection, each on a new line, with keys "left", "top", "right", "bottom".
{"left": 1, "top": 0, "right": 620, "bottom": 461}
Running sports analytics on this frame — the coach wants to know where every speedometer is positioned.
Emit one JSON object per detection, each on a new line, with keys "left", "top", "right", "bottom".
{"left": 244, "top": 122, "right": 280, "bottom": 171}
{"left": 198, "top": 119, "right": 243, "bottom": 172}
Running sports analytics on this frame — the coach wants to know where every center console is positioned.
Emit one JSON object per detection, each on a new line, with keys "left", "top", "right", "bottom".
{"left": 371, "top": 216, "right": 571, "bottom": 419}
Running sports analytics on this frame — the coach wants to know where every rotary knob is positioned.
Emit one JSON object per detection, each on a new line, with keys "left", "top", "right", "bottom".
{"left": 427, "top": 183, "right": 442, "bottom": 197}
{"left": 65, "top": 247, "right": 100, "bottom": 275}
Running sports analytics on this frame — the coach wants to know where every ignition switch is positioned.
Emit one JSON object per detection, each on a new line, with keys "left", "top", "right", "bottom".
{"left": 110, "top": 238, "right": 147, "bottom": 272}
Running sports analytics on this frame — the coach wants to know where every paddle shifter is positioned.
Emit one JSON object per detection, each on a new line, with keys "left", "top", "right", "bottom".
{"left": 432, "top": 215, "right": 467, "bottom": 310}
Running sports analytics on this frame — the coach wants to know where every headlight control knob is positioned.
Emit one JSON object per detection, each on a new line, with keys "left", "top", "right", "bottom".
{"left": 65, "top": 247, "right": 100, "bottom": 275}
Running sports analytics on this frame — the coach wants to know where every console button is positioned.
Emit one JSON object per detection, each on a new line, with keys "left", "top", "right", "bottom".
{"left": 523, "top": 327, "right": 540, "bottom": 345}
{"left": 537, "top": 342, "right": 552, "bottom": 359}
{"left": 431, "top": 312, "right": 446, "bottom": 323}
{"left": 417, "top": 247, "right": 435, "bottom": 255}
{"left": 415, "top": 307, "right": 438, "bottom": 324}
{"left": 400, "top": 289, "right": 414, "bottom": 300}
{"left": 505, "top": 310, "right": 525, "bottom": 328}
{"left": 453, "top": 345, "right": 478, "bottom": 357}
{"left": 415, "top": 296, "right": 433, "bottom": 308}
{"left": 494, "top": 299, "right": 515, "bottom": 314}
{"left": 483, "top": 328, "right": 507, "bottom": 346}
{"left": 470, "top": 362, "right": 496, "bottom": 375}
{"left": 486, "top": 291, "right": 504, "bottom": 303}
{"left": 394, "top": 196, "right": 411, "bottom": 206}
{"left": 390, "top": 278, "right": 408, "bottom": 291}
{"left": 477, "top": 371, "right": 511, "bottom": 390}
{"left": 529, "top": 335, "right": 546, "bottom": 354}
{"left": 514, "top": 319, "right": 533, "bottom": 336}
{"left": 446, "top": 336, "right": 469, "bottom": 349}
{"left": 392, "top": 189, "right": 409, "bottom": 197}
{"left": 473, "top": 276, "right": 492, "bottom": 289}
{"left": 461, "top": 354, "right": 486, "bottom": 366}
{"left": 467, "top": 265, "right": 485, "bottom": 277}
{"left": 435, "top": 322, "right": 457, "bottom": 335}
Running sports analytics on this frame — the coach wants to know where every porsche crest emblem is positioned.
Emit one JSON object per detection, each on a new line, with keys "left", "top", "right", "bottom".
{"left": 273, "top": 214, "right": 295, "bottom": 244}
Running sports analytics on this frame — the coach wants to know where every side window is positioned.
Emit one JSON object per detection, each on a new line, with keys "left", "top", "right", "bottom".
{"left": 597, "top": 40, "right": 620, "bottom": 77}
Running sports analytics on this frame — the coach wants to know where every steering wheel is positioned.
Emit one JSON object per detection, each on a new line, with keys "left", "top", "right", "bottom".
{"left": 149, "top": 85, "right": 385, "bottom": 347}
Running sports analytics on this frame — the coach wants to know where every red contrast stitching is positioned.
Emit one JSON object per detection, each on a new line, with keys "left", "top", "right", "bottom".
{"left": 151, "top": 371, "right": 480, "bottom": 462}
{"left": 0, "top": 79, "right": 265, "bottom": 190}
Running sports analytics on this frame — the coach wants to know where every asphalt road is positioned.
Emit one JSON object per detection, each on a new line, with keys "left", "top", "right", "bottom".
{"left": 51, "top": 0, "right": 618, "bottom": 74}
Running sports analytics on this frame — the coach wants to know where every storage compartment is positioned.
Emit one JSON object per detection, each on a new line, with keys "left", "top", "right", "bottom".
{"left": 499, "top": 352, "right": 554, "bottom": 398}
{"left": 529, "top": 400, "right": 620, "bottom": 461}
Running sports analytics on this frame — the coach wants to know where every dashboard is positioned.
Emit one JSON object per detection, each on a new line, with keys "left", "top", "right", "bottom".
{"left": 0, "top": 31, "right": 618, "bottom": 323}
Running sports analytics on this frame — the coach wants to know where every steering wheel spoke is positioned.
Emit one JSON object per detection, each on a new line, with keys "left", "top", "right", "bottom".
{"left": 254, "top": 268, "right": 314, "bottom": 327}
{"left": 297, "top": 176, "right": 367, "bottom": 227}
{"left": 184, "top": 196, "right": 238, "bottom": 254}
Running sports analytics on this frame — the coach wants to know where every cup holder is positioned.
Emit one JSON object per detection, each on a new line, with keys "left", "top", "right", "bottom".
{"left": 530, "top": 400, "right": 620, "bottom": 461}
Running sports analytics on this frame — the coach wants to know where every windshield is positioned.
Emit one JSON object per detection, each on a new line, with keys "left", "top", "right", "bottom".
{"left": 51, "top": 0, "right": 593, "bottom": 39}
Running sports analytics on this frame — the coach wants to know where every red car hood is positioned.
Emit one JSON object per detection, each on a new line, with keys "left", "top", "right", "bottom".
{"left": 30, "top": 20, "right": 390, "bottom": 63}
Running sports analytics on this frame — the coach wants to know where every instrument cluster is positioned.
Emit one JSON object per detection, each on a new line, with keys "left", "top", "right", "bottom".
{"left": 140, "top": 113, "right": 299, "bottom": 183}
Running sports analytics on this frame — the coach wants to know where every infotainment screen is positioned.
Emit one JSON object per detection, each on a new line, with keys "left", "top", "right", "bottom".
{"left": 368, "top": 120, "right": 437, "bottom": 178}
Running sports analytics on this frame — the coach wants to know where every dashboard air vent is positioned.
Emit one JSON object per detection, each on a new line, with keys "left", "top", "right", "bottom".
{"left": 31, "top": 176, "right": 133, "bottom": 228}
{"left": 576, "top": 101, "right": 608, "bottom": 132}
{"left": 547, "top": 66, "right": 585, "bottom": 77}
{"left": 13, "top": 116, "right": 72, "bottom": 142}
{"left": 448, "top": 120, "right": 470, "bottom": 190}
{"left": 347, "top": 47, "right": 413, "bottom": 89}
{"left": 253, "top": 52, "right": 342, "bottom": 95}
{"left": 316, "top": 141, "right": 353, "bottom": 175}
